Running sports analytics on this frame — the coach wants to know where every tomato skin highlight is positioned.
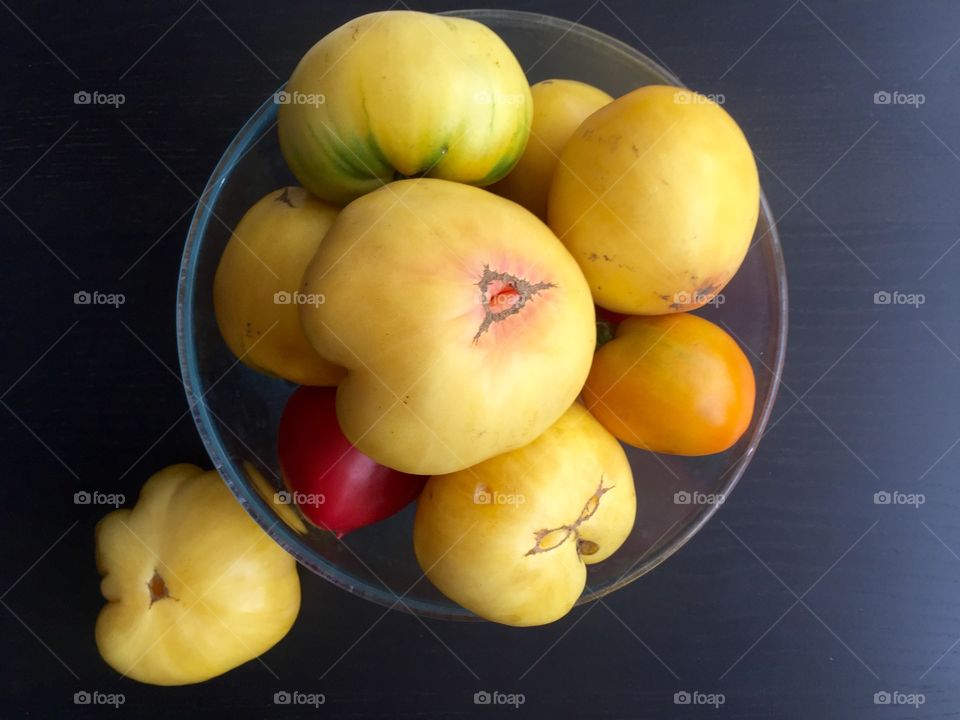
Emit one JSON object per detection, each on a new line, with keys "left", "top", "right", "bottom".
{"left": 277, "top": 386, "right": 426, "bottom": 535}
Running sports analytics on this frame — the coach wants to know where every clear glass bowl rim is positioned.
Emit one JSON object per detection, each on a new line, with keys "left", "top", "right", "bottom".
{"left": 176, "top": 8, "right": 788, "bottom": 621}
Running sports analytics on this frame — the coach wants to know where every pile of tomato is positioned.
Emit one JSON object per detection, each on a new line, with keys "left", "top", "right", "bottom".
{"left": 210, "top": 10, "right": 759, "bottom": 627}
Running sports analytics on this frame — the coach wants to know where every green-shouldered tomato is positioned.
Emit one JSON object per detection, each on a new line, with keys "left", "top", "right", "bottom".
{"left": 278, "top": 11, "right": 532, "bottom": 205}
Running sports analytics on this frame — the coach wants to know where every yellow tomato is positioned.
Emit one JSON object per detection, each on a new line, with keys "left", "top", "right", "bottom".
{"left": 583, "top": 314, "right": 756, "bottom": 455}
{"left": 549, "top": 86, "right": 760, "bottom": 314}
{"left": 95, "top": 464, "right": 301, "bottom": 685}
{"left": 278, "top": 11, "right": 532, "bottom": 205}
{"left": 213, "top": 187, "right": 345, "bottom": 386}
{"left": 491, "top": 79, "right": 613, "bottom": 219}
{"left": 414, "top": 403, "right": 635, "bottom": 626}
{"left": 299, "top": 178, "right": 596, "bottom": 475}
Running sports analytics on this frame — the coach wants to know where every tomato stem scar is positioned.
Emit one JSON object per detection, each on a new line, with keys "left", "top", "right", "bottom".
{"left": 147, "top": 570, "right": 175, "bottom": 607}
{"left": 474, "top": 265, "right": 554, "bottom": 342}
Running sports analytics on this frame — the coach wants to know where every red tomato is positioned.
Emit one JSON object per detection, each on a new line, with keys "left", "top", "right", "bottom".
{"left": 277, "top": 386, "right": 426, "bottom": 536}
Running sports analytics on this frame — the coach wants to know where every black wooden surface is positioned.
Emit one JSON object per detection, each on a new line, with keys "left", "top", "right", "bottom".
{"left": 3, "top": 1, "right": 960, "bottom": 717}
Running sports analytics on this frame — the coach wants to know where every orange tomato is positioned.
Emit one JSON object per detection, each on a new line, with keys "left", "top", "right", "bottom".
{"left": 583, "top": 313, "right": 755, "bottom": 455}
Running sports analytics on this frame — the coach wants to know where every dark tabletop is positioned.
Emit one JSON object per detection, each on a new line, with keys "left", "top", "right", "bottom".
{"left": 3, "top": 0, "right": 960, "bottom": 718}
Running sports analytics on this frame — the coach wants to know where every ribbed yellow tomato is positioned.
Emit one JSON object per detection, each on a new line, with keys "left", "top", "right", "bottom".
{"left": 583, "top": 314, "right": 756, "bottom": 455}
{"left": 549, "top": 86, "right": 759, "bottom": 314}
{"left": 491, "top": 79, "right": 613, "bottom": 219}
{"left": 278, "top": 11, "right": 532, "bottom": 205}
{"left": 95, "top": 464, "right": 300, "bottom": 685}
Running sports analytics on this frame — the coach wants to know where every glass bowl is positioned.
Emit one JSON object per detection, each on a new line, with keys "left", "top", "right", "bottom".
{"left": 177, "top": 9, "right": 787, "bottom": 620}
